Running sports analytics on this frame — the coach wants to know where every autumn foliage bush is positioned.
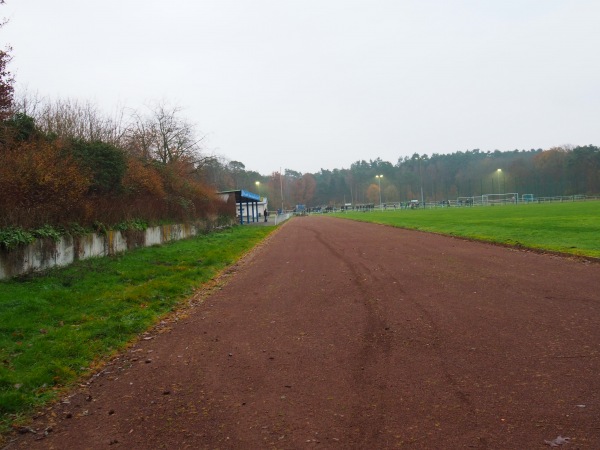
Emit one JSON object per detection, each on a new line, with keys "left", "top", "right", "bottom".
{"left": 0, "top": 114, "right": 234, "bottom": 234}
{"left": 0, "top": 137, "right": 91, "bottom": 229}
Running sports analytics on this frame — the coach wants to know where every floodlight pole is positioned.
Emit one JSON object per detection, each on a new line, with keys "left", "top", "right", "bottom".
{"left": 255, "top": 181, "right": 261, "bottom": 221}
{"left": 497, "top": 169, "right": 502, "bottom": 195}
{"left": 376, "top": 175, "right": 383, "bottom": 210}
{"left": 419, "top": 156, "right": 425, "bottom": 208}
{"left": 280, "top": 168, "right": 284, "bottom": 214}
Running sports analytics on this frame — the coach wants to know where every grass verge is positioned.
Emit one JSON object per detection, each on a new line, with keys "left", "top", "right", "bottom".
{"left": 0, "top": 225, "right": 274, "bottom": 434}
{"left": 334, "top": 201, "right": 600, "bottom": 259}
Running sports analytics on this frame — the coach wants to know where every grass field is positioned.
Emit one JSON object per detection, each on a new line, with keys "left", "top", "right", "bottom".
{"left": 0, "top": 225, "right": 273, "bottom": 434}
{"left": 335, "top": 201, "right": 600, "bottom": 259}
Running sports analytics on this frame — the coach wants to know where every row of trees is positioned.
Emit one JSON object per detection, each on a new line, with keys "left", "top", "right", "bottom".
{"left": 198, "top": 161, "right": 317, "bottom": 212}
{"left": 3, "top": 99, "right": 599, "bottom": 230}
{"left": 338, "top": 147, "right": 600, "bottom": 205}
{"left": 3, "top": 98, "right": 598, "bottom": 228}
{"left": 200, "top": 146, "right": 600, "bottom": 210}
{"left": 0, "top": 99, "right": 233, "bottom": 231}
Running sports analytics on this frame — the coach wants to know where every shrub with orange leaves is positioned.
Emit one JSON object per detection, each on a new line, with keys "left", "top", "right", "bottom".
{"left": 0, "top": 110, "right": 235, "bottom": 232}
{"left": 0, "top": 138, "right": 91, "bottom": 228}
{"left": 122, "top": 157, "right": 166, "bottom": 199}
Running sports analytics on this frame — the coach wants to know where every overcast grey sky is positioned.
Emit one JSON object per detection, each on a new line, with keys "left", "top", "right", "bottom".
{"left": 4, "top": 1, "right": 600, "bottom": 175}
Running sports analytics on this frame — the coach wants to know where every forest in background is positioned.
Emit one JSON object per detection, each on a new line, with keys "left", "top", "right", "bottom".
{"left": 206, "top": 145, "right": 600, "bottom": 210}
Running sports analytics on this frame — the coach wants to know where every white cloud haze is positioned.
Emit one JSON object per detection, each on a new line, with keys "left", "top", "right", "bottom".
{"left": 4, "top": 0, "right": 600, "bottom": 174}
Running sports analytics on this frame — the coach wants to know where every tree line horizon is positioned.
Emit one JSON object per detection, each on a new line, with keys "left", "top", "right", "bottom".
{"left": 2, "top": 94, "right": 598, "bottom": 229}
{"left": 2, "top": 93, "right": 599, "bottom": 232}
{"left": 212, "top": 144, "right": 600, "bottom": 209}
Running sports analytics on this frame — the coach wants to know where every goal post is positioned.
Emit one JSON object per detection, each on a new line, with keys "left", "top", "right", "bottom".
{"left": 481, "top": 193, "right": 519, "bottom": 205}
{"left": 456, "top": 196, "right": 481, "bottom": 206}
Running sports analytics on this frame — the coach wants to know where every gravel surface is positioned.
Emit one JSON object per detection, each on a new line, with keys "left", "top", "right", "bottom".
{"left": 5, "top": 216, "right": 600, "bottom": 449}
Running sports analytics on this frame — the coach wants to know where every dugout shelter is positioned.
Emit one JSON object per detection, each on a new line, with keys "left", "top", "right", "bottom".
{"left": 218, "top": 189, "right": 263, "bottom": 225}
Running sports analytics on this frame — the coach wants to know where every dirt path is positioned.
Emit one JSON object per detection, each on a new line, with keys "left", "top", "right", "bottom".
{"left": 6, "top": 216, "right": 600, "bottom": 449}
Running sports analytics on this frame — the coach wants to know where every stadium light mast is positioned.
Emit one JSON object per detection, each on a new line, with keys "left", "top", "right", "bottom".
{"left": 376, "top": 175, "right": 383, "bottom": 210}
{"left": 280, "top": 168, "right": 284, "bottom": 214}
{"left": 419, "top": 156, "right": 425, "bottom": 208}
{"left": 497, "top": 169, "right": 502, "bottom": 195}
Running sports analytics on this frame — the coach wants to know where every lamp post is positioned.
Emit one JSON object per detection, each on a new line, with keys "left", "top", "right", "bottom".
{"left": 376, "top": 175, "right": 383, "bottom": 210}
{"left": 419, "top": 156, "right": 424, "bottom": 208}
{"left": 497, "top": 169, "right": 502, "bottom": 195}
{"left": 255, "top": 181, "right": 261, "bottom": 221}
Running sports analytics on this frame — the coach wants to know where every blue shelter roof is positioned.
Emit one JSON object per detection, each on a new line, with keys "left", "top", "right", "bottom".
{"left": 240, "top": 189, "right": 260, "bottom": 201}
{"left": 218, "top": 189, "right": 261, "bottom": 203}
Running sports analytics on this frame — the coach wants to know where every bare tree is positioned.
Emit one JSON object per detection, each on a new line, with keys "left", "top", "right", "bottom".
{"left": 15, "top": 93, "right": 128, "bottom": 146}
{"left": 14, "top": 88, "right": 43, "bottom": 117}
{"left": 15, "top": 95, "right": 214, "bottom": 172}
{"left": 151, "top": 102, "right": 205, "bottom": 164}
{"left": 32, "top": 98, "right": 127, "bottom": 144}
{"left": 123, "top": 109, "right": 155, "bottom": 160}
{"left": 124, "top": 101, "right": 212, "bottom": 169}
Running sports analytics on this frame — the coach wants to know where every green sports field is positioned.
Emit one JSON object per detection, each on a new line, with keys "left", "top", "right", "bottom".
{"left": 334, "top": 200, "right": 600, "bottom": 259}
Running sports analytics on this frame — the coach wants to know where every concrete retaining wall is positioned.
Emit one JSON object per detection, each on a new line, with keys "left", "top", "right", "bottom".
{"left": 0, "top": 220, "right": 231, "bottom": 280}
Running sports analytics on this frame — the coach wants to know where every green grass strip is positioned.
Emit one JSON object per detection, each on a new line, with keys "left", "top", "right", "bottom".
{"left": 0, "top": 225, "right": 273, "bottom": 433}
{"left": 334, "top": 201, "right": 600, "bottom": 258}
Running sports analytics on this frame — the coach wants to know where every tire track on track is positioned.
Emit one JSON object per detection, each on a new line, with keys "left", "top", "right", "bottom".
{"left": 308, "top": 219, "right": 481, "bottom": 443}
